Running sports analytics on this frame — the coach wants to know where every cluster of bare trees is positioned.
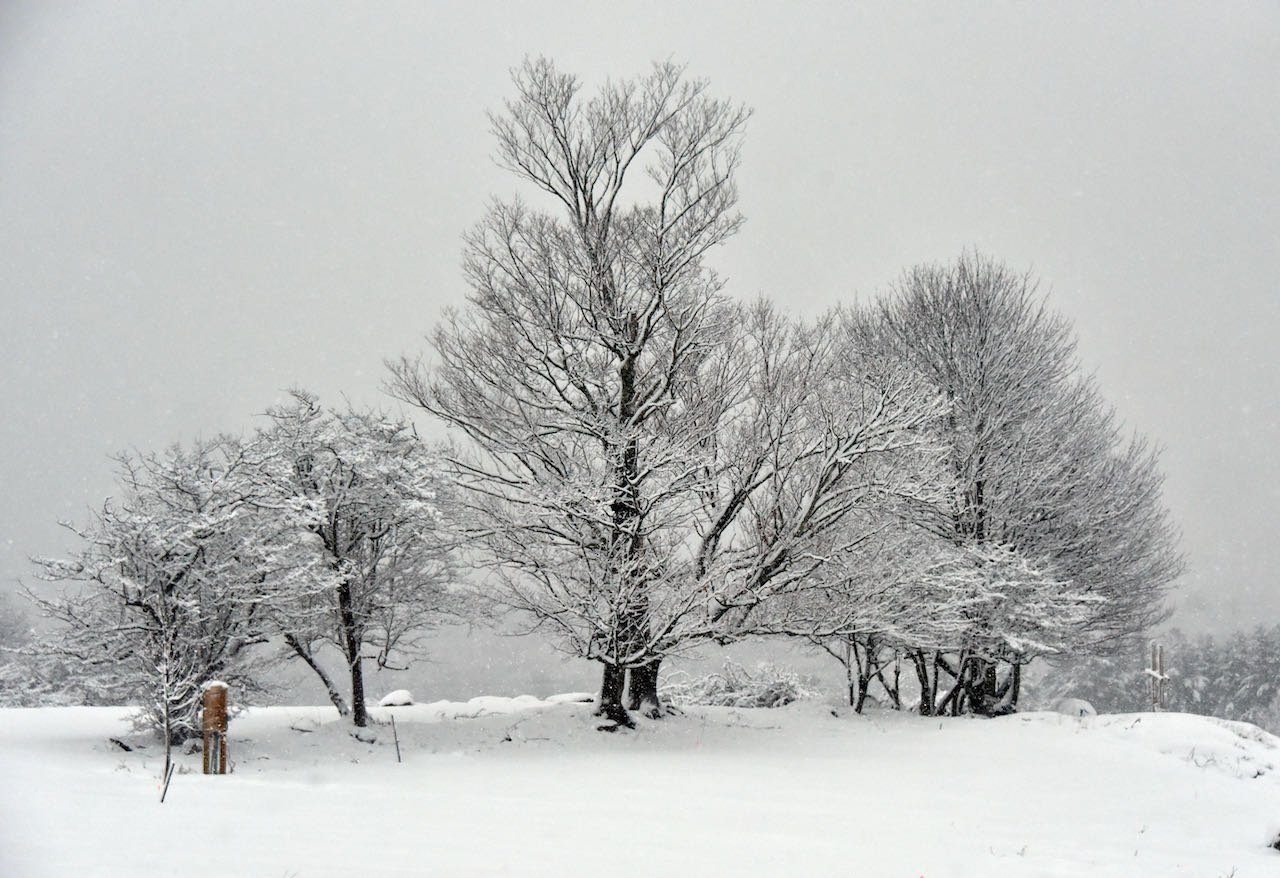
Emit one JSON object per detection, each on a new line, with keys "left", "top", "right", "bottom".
{"left": 28, "top": 395, "right": 458, "bottom": 738}
{"left": 25, "top": 59, "right": 1180, "bottom": 735}
{"left": 388, "top": 60, "right": 1181, "bottom": 725}
{"left": 807, "top": 256, "right": 1182, "bottom": 716}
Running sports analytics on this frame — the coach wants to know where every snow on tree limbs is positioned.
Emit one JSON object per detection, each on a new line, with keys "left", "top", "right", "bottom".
{"left": 387, "top": 59, "right": 952, "bottom": 723}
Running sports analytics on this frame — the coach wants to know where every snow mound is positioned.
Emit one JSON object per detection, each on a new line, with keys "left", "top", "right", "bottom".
{"left": 378, "top": 689, "right": 414, "bottom": 707}
{"left": 5, "top": 702, "right": 1280, "bottom": 876}
{"left": 545, "top": 692, "right": 595, "bottom": 704}
{"left": 1088, "top": 712, "right": 1280, "bottom": 782}
{"left": 1053, "top": 697, "right": 1096, "bottom": 717}
{"left": 464, "top": 694, "right": 543, "bottom": 714}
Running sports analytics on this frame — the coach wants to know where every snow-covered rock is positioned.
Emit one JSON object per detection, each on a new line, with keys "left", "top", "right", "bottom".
{"left": 378, "top": 689, "right": 414, "bottom": 707}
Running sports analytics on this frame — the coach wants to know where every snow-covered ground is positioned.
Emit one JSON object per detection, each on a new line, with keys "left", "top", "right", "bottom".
{"left": 2, "top": 698, "right": 1278, "bottom": 876}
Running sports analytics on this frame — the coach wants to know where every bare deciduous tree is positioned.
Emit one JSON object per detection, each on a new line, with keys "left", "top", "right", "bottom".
{"left": 390, "top": 59, "right": 943, "bottom": 724}
{"left": 878, "top": 252, "right": 1182, "bottom": 714}
{"left": 29, "top": 439, "right": 310, "bottom": 746}
{"left": 258, "top": 391, "right": 458, "bottom": 728}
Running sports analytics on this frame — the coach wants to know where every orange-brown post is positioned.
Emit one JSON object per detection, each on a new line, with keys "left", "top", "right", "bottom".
{"left": 201, "top": 682, "right": 229, "bottom": 775}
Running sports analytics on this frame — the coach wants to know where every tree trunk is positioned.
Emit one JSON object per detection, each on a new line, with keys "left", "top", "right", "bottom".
{"left": 963, "top": 656, "right": 1008, "bottom": 717}
{"left": 348, "top": 649, "right": 368, "bottom": 728}
{"left": 284, "top": 633, "right": 351, "bottom": 717}
{"left": 987, "top": 662, "right": 1021, "bottom": 716}
{"left": 873, "top": 660, "right": 902, "bottom": 710}
{"left": 912, "top": 650, "right": 936, "bottom": 716}
{"left": 963, "top": 657, "right": 991, "bottom": 716}
{"left": 852, "top": 637, "right": 874, "bottom": 713}
{"left": 336, "top": 580, "right": 368, "bottom": 727}
{"left": 854, "top": 680, "right": 869, "bottom": 713}
{"left": 845, "top": 639, "right": 857, "bottom": 707}
{"left": 626, "top": 660, "right": 662, "bottom": 718}
{"left": 855, "top": 649, "right": 873, "bottom": 713}
{"left": 163, "top": 697, "right": 173, "bottom": 778}
{"left": 938, "top": 676, "right": 965, "bottom": 715}
{"left": 937, "top": 653, "right": 966, "bottom": 716}
{"left": 595, "top": 663, "right": 633, "bottom": 729}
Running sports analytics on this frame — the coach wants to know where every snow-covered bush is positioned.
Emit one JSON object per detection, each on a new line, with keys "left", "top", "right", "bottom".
{"left": 29, "top": 439, "right": 312, "bottom": 741}
{"left": 660, "top": 661, "right": 823, "bottom": 709}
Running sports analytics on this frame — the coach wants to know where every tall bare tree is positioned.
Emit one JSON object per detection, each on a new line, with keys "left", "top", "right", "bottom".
{"left": 879, "top": 252, "right": 1182, "bottom": 714}
{"left": 390, "top": 59, "right": 942, "bottom": 724}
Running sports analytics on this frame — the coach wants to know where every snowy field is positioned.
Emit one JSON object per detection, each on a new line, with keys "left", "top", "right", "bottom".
{"left": 2, "top": 699, "right": 1278, "bottom": 877}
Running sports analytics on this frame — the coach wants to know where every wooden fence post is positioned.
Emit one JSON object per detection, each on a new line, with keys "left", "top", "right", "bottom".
{"left": 202, "top": 681, "right": 229, "bottom": 775}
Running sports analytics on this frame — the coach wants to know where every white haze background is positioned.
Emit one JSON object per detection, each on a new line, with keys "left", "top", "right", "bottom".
{"left": 2, "top": 2, "right": 1278, "bottom": 665}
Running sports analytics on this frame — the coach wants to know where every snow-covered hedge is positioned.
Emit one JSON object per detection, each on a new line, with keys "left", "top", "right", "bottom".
{"left": 660, "top": 661, "right": 823, "bottom": 709}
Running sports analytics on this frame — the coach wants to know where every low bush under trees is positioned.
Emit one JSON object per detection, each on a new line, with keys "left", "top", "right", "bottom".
{"left": 659, "top": 661, "right": 822, "bottom": 709}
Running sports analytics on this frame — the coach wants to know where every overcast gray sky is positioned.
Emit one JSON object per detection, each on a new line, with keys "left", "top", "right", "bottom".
{"left": 2, "top": 1, "right": 1277, "bottom": 631}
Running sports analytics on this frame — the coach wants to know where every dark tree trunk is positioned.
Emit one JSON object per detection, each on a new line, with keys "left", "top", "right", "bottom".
{"left": 854, "top": 682, "right": 869, "bottom": 713}
{"left": 936, "top": 653, "right": 966, "bottom": 716}
{"left": 348, "top": 653, "right": 368, "bottom": 728}
{"left": 336, "top": 579, "right": 368, "bottom": 727}
{"left": 626, "top": 660, "right": 662, "bottom": 718}
{"left": 938, "top": 677, "right": 965, "bottom": 716}
{"left": 987, "top": 662, "right": 1021, "bottom": 715}
{"left": 163, "top": 700, "right": 173, "bottom": 778}
{"left": 854, "top": 650, "right": 873, "bottom": 713}
{"left": 595, "top": 663, "right": 633, "bottom": 729}
{"left": 845, "top": 640, "right": 857, "bottom": 707}
{"left": 851, "top": 636, "right": 874, "bottom": 713}
{"left": 878, "top": 649, "right": 903, "bottom": 709}
{"left": 964, "top": 658, "right": 1019, "bottom": 717}
{"left": 965, "top": 656, "right": 1000, "bottom": 716}
{"left": 284, "top": 633, "right": 351, "bottom": 717}
{"left": 607, "top": 344, "right": 653, "bottom": 727}
{"left": 912, "top": 650, "right": 936, "bottom": 716}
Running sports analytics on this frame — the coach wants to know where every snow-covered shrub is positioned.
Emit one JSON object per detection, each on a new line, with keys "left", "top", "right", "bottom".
{"left": 30, "top": 439, "right": 305, "bottom": 742}
{"left": 660, "top": 661, "right": 823, "bottom": 709}
{"left": 0, "top": 651, "right": 123, "bottom": 708}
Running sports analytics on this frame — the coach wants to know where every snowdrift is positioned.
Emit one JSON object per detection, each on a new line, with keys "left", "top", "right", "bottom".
{"left": 1, "top": 699, "right": 1277, "bottom": 876}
